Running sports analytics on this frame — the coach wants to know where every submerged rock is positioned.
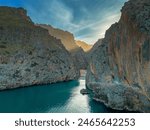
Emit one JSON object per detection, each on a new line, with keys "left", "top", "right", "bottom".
{"left": 86, "top": 0, "right": 150, "bottom": 112}
{"left": 0, "top": 6, "right": 79, "bottom": 90}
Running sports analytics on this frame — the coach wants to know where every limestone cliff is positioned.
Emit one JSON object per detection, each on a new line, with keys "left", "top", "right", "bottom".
{"left": 38, "top": 24, "right": 88, "bottom": 69}
{"left": 0, "top": 6, "right": 79, "bottom": 90}
{"left": 86, "top": 0, "right": 150, "bottom": 112}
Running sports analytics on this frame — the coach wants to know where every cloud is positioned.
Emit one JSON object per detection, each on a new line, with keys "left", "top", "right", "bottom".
{"left": 47, "top": 0, "right": 73, "bottom": 25}
{"left": 2, "top": 0, "right": 127, "bottom": 44}
{"left": 23, "top": 0, "right": 78, "bottom": 30}
{"left": 74, "top": 13, "right": 121, "bottom": 44}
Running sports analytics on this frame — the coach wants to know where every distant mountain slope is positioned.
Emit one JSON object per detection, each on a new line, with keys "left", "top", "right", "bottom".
{"left": 37, "top": 24, "right": 78, "bottom": 51}
{"left": 38, "top": 24, "right": 88, "bottom": 69}
{"left": 87, "top": 39, "right": 103, "bottom": 59}
{"left": 75, "top": 40, "right": 92, "bottom": 52}
{"left": 0, "top": 6, "right": 79, "bottom": 90}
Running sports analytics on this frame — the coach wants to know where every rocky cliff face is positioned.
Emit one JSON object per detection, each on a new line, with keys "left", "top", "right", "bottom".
{"left": 0, "top": 6, "right": 79, "bottom": 90}
{"left": 38, "top": 24, "right": 88, "bottom": 69}
{"left": 86, "top": 0, "right": 150, "bottom": 112}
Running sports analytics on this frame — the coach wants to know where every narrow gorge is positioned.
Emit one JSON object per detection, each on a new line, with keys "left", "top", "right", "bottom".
{"left": 0, "top": 0, "right": 150, "bottom": 113}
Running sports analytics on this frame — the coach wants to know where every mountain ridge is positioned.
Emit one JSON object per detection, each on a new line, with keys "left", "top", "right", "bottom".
{"left": 38, "top": 24, "right": 88, "bottom": 69}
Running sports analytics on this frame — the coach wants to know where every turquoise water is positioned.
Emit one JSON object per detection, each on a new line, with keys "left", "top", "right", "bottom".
{"left": 0, "top": 75, "right": 119, "bottom": 113}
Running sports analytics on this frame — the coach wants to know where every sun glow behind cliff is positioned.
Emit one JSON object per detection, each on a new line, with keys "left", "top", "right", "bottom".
{"left": 0, "top": 0, "right": 127, "bottom": 44}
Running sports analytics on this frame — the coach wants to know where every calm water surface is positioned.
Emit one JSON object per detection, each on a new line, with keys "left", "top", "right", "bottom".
{"left": 0, "top": 74, "right": 122, "bottom": 113}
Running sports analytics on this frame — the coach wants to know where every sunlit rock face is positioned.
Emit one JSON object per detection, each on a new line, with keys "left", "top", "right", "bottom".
{"left": 36, "top": 24, "right": 78, "bottom": 51}
{"left": 0, "top": 6, "right": 79, "bottom": 90}
{"left": 75, "top": 40, "right": 92, "bottom": 52}
{"left": 86, "top": 0, "right": 150, "bottom": 112}
{"left": 38, "top": 24, "right": 88, "bottom": 69}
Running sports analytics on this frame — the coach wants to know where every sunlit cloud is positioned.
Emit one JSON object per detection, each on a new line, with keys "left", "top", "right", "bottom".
{"left": 75, "top": 13, "right": 121, "bottom": 44}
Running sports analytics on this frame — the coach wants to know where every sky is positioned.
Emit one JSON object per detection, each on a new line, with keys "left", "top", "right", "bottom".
{"left": 0, "top": 0, "right": 127, "bottom": 44}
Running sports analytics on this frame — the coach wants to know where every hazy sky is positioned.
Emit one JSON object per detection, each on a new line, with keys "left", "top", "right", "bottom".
{"left": 0, "top": 0, "right": 127, "bottom": 44}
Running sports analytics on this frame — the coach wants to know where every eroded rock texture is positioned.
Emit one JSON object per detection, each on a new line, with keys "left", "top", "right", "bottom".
{"left": 0, "top": 6, "right": 79, "bottom": 90}
{"left": 86, "top": 0, "right": 150, "bottom": 112}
